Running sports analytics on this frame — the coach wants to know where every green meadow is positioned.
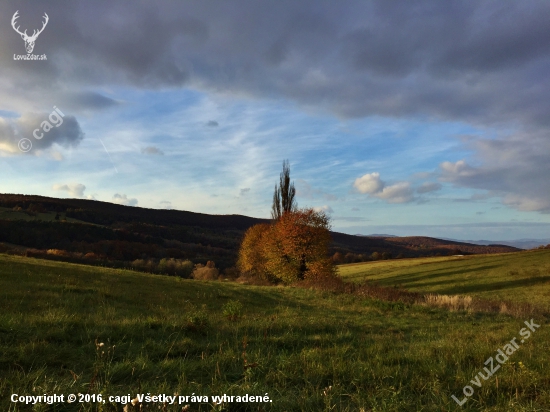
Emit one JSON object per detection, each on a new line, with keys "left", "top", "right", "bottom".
{"left": 1, "top": 253, "right": 549, "bottom": 411}
{"left": 338, "top": 250, "right": 550, "bottom": 311}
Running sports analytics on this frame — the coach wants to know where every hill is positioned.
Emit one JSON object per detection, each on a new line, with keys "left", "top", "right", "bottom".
{"left": 0, "top": 194, "right": 519, "bottom": 273}
{"left": 0, "top": 252, "right": 549, "bottom": 410}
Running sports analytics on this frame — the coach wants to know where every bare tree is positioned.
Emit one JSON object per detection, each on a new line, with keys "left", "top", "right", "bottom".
{"left": 271, "top": 160, "right": 297, "bottom": 220}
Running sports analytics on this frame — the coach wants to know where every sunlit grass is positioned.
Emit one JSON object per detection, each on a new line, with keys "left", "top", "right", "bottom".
{"left": 0, "top": 253, "right": 549, "bottom": 411}
{"left": 338, "top": 250, "right": 550, "bottom": 311}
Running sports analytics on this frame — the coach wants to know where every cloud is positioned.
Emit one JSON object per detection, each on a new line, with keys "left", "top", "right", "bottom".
{"left": 503, "top": 194, "right": 550, "bottom": 213}
{"left": 440, "top": 160, "right": 477, "bottom": 178}
{"left": 159, "top": 200, "right": 172, "bottom": 209}
{"left": 0, "top": 113, "right": 84, "bottom": 155}
{"left": 141, "top": 146, "right": 164, "bottom": 155}
{"left": 52, "top": 183, "right": 86, "bottom": 198}
{"left": 375, "top": 182, "right": 414, "bottom": 204}
{"left": 351, "top": 207, "right": 360, "bottom": 211}
{"left": 353, "top": 172, "right": 414, "bottom": 203}
{"left": 417, "top": 182, "right": 442, "bottom": 194}
{"left": 2, "top": 1, "right": 549, "bottom": 129}
{"left": 239, "top": 187, "right": 250, "bottom": 196}
{"left": 313, "top": 205, "right": 334, "bottom": 214}
{"left": 66, "top": 92, "right": 120, "bottom": 111}
{"left": 353, "top": 173, "right": 384, "bottom": 194}
{"left": 206, "top": 120, "right": 219, "bottom": 127}
{"left": 112, "top": 193, "right": 138, "bottom": 206}
{"left": 438, "top": 133, "right": 550, "bottom": 212}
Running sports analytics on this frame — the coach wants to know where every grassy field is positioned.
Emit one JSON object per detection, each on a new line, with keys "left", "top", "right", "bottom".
{"left": 338, "top": 250, "right": 550, "bottom": 311}
{"left": 1, "top": 253, "right": 549, "bottom": 411}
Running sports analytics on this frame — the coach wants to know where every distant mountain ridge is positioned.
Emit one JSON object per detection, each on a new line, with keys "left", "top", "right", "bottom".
{"left": 439, "top": 237, "right": 550, "bottom": 250}
{"left": 357, "top": 234, "right": 549, "bottom": 250}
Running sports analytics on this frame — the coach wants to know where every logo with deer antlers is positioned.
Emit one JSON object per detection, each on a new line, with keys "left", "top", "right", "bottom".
{"left": 11, "top": 11, "right": 49, "bottom": 54}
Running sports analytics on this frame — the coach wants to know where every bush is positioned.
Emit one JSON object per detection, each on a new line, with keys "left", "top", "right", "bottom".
{"left": 192, "top": 261, "right": 219, "bottom": 280}
{"left": 186, "top": 310, "right": 209, "bottom": 332}
{"left": 222, "top": 300, "right": 243, "bottom": 320}
{"left": 131, "top": 258, "right": 193, "bottom": 277}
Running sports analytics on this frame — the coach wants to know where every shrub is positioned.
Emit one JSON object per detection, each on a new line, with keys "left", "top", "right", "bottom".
{"left": 424, "top": 294, "right": 473, "bottom": 311}
{"left": 192, "top": 261, "right": 219, "bottom": 281}
{"left": 222, "top": 300, "right": 243, "bottom": 320}
{"left": 187, "top": 310, "right": 209, "bottom": 331}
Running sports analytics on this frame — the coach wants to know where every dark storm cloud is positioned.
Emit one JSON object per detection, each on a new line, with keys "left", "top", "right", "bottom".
{"left": 0, "top": 112, "right": 84, "bottom": 154}
{"left": 2, "top": 0, "right": 550, "bottom": 210}
{"left": 2, "top": 0, "right": 550, "bottom": 126}
{"left": 67, "top": 92, "right": 119, "bottom": 111}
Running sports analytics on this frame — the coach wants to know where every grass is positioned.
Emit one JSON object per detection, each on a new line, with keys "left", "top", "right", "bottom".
{"left": 338, "top": 250, "right": 550, "bottom": 311}
{"left": 1, "top": 253, "right": 549, "bottom": 411}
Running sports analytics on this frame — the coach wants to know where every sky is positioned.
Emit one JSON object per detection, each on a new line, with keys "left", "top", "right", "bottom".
{"left": 1, "top": 0, "right": 550, "bottom": 241}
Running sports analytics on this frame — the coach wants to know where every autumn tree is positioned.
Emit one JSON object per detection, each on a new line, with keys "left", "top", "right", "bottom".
{"left": 263, "top": 208, "right": 335, "bottom": 283}
{"left": 239, "top": 161, "right": 335, "bottom": 284}
{"left": 238, "top": 209, "right": 334, "bottom": 284}
{"left": 271, "top": 160, "right": 297, "bottom": 220}
{"left": 237, "top": 223, "right": 272, "bottom": 281}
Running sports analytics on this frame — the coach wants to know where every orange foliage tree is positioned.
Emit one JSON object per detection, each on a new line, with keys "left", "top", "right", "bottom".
{"left": 238, "top": 209, "right": 335, "bottom": 284}
{"left": 237, "top": 223, "right": 273, "bottom": 281}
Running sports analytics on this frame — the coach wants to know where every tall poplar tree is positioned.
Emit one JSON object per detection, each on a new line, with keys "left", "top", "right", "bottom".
{"left": 271, "top": 160, "right": 297, "bottom": 220}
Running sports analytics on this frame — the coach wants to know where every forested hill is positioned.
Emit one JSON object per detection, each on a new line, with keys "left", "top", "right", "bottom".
{"left": 0, "top": 193, "right": 520, "bottom": 272}
{"left": 0, "top": 193, "right": 265, "bottom": 229}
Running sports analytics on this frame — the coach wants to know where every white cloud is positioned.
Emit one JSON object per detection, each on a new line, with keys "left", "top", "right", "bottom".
{"left": 375, "top": 182, "right": 414, "bottom": 204}
{"left": 503, "top": 194, "right": 550, "bottom": 212}
{"left": 354, "top": 172, "right": 414, "bottom": 203}
{"left": 112, "top": 193, "right": 138, "bottom": 206}
{"left": 52, "top": 183, "right": 86, "bottom": 198}
{"left": 0, "top": 113, "right": 84, "bottom": 155}
{"left": 353, "top": 172, "right": 384, "bottom": 194}
{"left": 440, "top": 160, "right": 476, "bottom": 178}
{"left": 313, "top": 205, "right": 334, "bottom": 214}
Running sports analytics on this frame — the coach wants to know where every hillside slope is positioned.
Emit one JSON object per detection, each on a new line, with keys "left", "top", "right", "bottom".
{"left": 0, "top": 253, "right": 548, "bottom": 410}
{"left": 0, "top": 194, "right": 519, "bottom": 272}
